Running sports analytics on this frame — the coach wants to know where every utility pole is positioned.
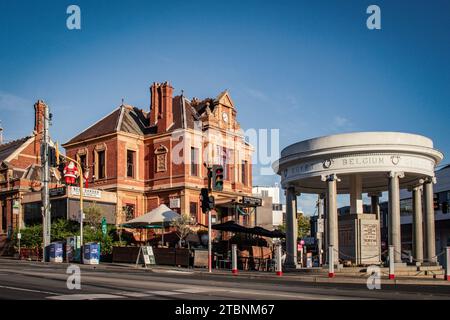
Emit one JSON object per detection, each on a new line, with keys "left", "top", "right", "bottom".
{"left": 41, "top": 104, "right": 51, "bottom": 262}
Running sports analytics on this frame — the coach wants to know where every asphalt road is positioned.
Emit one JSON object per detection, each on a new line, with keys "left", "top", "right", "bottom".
{"left": 0, "top": 258, "right": 449, "bottom": 300}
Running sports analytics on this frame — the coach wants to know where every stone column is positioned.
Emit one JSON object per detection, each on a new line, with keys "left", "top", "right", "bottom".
{"left": 412, "top": 185, "right": 424, "bottom": 264}
{"left": 369, "top": 191, "right": 382, "bottom": 262}
{"left": 423, "top": 177, "right": 437, "bottom": 264}
{"left": 322, "top": 174, "right": 340, "bottom": 265}
{"left": 388, "top": 171, "right": 404, "bottom": 263}
{"left": 285, "top": 186, "right": 297, "bottom": 267}
{"left": 369, "top": 192, "right": 381, "bottom": 221}
{"left": 350, "top": 174, "right": 363, "bottom": 214}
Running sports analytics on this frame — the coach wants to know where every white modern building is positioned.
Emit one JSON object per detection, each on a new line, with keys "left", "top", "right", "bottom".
{"left": 252, "top": 184, "right": 283, "bottom": 228}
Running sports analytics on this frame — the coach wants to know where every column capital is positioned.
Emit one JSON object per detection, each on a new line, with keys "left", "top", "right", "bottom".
{"left": 321, "top": 173, "right": 341, "bottom": 182}
{"left": 422, "top": 176, "right": 437, "bottom": 184}
{"left": 285, "top": 185, "right": 300, "bottom": 196}
{"left": 388, "top": 171, "right": 405, "bottom": 179}
{"left": 408, "top": 184, "right": 423, "bottom": 192}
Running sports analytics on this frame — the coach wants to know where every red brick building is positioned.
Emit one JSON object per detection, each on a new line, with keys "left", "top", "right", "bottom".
{"left": 62, "top": 82, "right": 254, "bottom": 226}
{"left": 0, "top": 101, "right": 59, "bottom": 253}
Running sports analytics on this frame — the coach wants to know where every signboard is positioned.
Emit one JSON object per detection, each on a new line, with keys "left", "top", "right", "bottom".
{"left": 12, "top": 200, "right": 19, "bottom": 215}
{"left": 101, "top": 217, "right": 107, "bottom": 237}
{"left": 49, "top": 187, "right": 66, "bottom": 198}
{"left": 193, "top": 249, "right": 208, "bottom": 268}
{"left": 362, "top": 224, "right": 377, "bottom": 246}
{"left": 69, "top": 186, "right": 102, "bottom": 199}
{"left": 137, "top": 246, "right": 156, "bottom": 267}
{"left": 241, "top": 196, "right": 262, "bottom": 207}
{"left": 170, "top": 198, "right": 181, "bottom": 209}
{"left": 303, "top": 237, "right": 315, "bottom": 246}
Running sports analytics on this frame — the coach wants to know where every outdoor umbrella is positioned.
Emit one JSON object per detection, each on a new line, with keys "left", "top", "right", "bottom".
{"left": 249, "top": 226, "right": 285, "bottom": 238}
{"left": 120, "top": 204, "right": 181, "bottom": 245}
{"left": 211, "top": 220, "right": 250, "bottom": 234}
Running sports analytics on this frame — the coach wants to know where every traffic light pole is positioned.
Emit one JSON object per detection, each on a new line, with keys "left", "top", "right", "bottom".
{"left": 208, "top": 209, "right": 212, "bottom": 273}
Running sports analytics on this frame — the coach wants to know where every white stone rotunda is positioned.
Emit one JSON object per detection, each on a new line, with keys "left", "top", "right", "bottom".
{"left": 273, "top": 132, "right": 443, "bottom": 268}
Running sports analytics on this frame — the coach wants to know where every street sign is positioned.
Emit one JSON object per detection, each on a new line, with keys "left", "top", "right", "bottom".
{"left": 241, "top": 196, "right": 262, "bottom": 207}
{"left": 17, "top": 233, "right": 21, "bottom": 240}
{"left": 101, "top": 217, "right": 107, "bottom": 236}
{"left": 49, "top": 187, "right": 66, "bottom": 197}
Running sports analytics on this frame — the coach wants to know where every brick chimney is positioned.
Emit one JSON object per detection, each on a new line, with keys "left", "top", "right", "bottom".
{"left": 149, "top": 82, "right": 161, "bottom": 125}
{"left": 150, "top": 82, "right": 174, "bottom": 133}
{"left": 33, "top": 100, "right": 46, "bottom": 155}
{"left": 34, "top": 100, "right": 46, "bottom": 135}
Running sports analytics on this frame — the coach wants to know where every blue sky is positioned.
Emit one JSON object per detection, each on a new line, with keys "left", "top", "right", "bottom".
{"left": 1, "top": 0, "right": 449, "bottom": 215}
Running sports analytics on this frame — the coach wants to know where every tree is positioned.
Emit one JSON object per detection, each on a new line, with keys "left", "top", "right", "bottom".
{"left": 170, "top": 214, "right": 193, "bottom": 247}
{"left": 297, "top": 214, "right": 310, "bottom": 239}
{"left": 277, "top": 214, "right": 311, "bottom": 239}
{"left": 84, "top": 203, "right": 102, "bottom": 230}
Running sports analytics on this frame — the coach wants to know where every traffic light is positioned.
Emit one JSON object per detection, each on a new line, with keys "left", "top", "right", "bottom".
{"left": 48, "top": 146, "right": 57, "bottom": 167}
{"left": 208, "top": 195, "right": 215, "bottom": 211}
{"left": 200, "top": 188, "right": 209, "bottom": 213}
{"left": 212, "top": 165, "right": 224, "bottom": 191}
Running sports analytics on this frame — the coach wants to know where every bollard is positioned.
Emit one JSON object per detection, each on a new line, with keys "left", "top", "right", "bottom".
{"left": 275, "top": 244, "right": 282, "bottom": 276}
{"left": 389, "top": 245, "right": 395, "bottom": 280}
{"left": 231, "top": 244, "right": 238, "bottom": 275}
{"left": 328, "top": 245, "right": 335, "bottom": 278}
{"left": 445, "top": 247, "right": 450, "bottom": 281}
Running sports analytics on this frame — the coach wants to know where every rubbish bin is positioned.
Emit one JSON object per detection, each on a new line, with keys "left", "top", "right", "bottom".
{"left": 83, "top": 242, "right": 100, "bottom": 265}
{"left": 48, "top": 242, "right": 63, "bottom": 263}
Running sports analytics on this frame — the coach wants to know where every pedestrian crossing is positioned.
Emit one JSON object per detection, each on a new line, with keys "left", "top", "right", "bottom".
{"left": 46, "top": 287, "right": 213, "bottom": 300}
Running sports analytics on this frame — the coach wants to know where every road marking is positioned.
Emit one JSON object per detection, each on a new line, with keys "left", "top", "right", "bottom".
{"left": 114, "top": 291, "right": 152, "bottom": 298}
{"left": 175, "top": 288, "right": 211, "bottom": 293}
{"left": 0, "top": 284, "right": 58, "bottom": 296}
{"left": 152, "top": 269, "right": 194, "bottom": 274}
{"left": 48, "top": 294, "right": 127, "bottom": 300}
{"left": 151, "top": 290, "right": 185, "bottom": 296}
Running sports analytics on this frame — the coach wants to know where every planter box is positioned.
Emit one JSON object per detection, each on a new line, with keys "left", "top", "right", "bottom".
{"left": 19, "top": 248, "right": 42, "bottom": 261}
{"left": 112, "top": 246, "right": 140, "bottom": 263}
{"left": 112, "top": 246, "right": 191, "bottom": 267}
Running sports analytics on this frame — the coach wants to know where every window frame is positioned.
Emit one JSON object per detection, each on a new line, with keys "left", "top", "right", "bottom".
{"left": 190, "top": 147, "right": 199, "bottom": 177}
{"left": 96, "top": 150, "right": 106, "bottom": 180}
{"left": 126, "top": 149, "right": 136, "bottom": 179}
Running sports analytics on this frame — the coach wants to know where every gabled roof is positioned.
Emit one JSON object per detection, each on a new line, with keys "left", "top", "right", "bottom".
{"left": 63, "top": 105, "right": 154, "bottom": 146}
{"left": 0, "top": 136, "right": 32, "bottom": 162}
{"left": 63, "top": 88, "right": 235, "bottom": 146}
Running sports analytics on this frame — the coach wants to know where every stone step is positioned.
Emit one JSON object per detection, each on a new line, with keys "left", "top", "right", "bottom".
{"left": 287, "top": 266, "right": 445, "bottom": 277}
